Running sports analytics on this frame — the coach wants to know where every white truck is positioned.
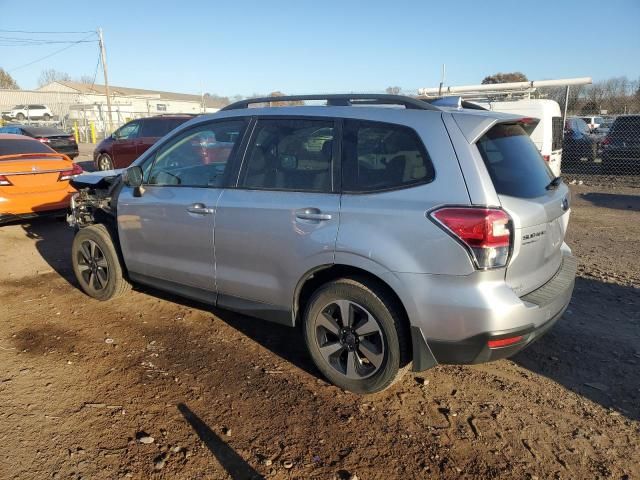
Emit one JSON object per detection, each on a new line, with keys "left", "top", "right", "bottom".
{"left": 418, "top": 77, "right": 594, "bottom": 178}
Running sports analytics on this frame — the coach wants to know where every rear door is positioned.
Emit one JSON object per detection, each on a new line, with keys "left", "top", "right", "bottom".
{"left": 136, "top": 117, "right": 169, "bottom": 158}
{"left": 475, "top": 122, "right": 570, "bottom": 296}
{"left": 214, "top": 117, "right": 340, "bottom": 318}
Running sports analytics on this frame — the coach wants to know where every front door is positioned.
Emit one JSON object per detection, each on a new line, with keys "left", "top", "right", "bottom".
{"left": 112, "top": 120, "right": 142, "bottom": 168}
{"left": 117, "top": 119, "right": 249, "bottom": 301}
{"left": 215, "top": 117, "right": 340, "bottom": 321}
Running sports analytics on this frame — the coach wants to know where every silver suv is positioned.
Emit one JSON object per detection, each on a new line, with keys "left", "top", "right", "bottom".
{"left": 68, "top": 94, "right": 576, "bottom": 394}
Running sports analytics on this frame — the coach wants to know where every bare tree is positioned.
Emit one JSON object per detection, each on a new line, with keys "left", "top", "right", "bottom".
{"left": 77, "top": 75, "right": 95, "bottom": 84}
{"left": 268, "top": 91, "right": 303, "bottom": 106}
{"left": 481, "top": 72, "right": 528, "bottom": 84}
{"left": 38, "top": 69, "right": 71, "bottom": 87}
{"left": 0, "top": 68, "right": 19, "bottom": 89}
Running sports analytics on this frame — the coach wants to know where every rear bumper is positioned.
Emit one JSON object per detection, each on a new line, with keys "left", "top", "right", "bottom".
{"left": 391, "top": 248, "right": 577, "bottom": 371}
{"left": 0, "top": 208, "right": 68, "bottom": 224}
{"left": 0, "top": 189, "right": 74, "bottom": 220}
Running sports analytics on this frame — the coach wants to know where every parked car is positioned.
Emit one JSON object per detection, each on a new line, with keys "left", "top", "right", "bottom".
{"left": 0, "top": 124, "right": 78, "bottom": 159}
{"left": 594, "top": 117, "right": 615, "bottom": 136}
{"left": 93, "top": 115, "right": 195, "bottom": 170}
{"left": 563, "top": 117, "right": 598, "bottom": 167}
{"left": 580, "top": 115, "right": 604, "bottom": 131}
{"left": 1, "top": 104, "right": 53, "bottom": 121}
{"left": 0, "top": 134, "right": 82, "bottom": 223}
{"left": 600, "top": 114, "right": 640, "bottom": 175}
{"left": 68, "top": 94, "right": 576, "bottom": 394}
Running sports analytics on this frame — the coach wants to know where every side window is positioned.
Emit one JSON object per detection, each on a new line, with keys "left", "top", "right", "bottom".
{"left": 239, "top": 119, "right": 334, "bottom": 192}
{"left": 342, "top": 120, "right": 434, "bottom": 192}
{"left": 140, "top": 119, "right": 168, "bottom": 138}
{"left": 146, "top": 120, "right": 246, "bottom": 188}
{"left": 115, "top": 121, "right": 141, "bottom": 140}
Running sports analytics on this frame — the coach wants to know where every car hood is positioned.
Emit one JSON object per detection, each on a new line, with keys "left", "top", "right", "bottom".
{"left": 70, "top": 169, "right": 123, "bottom": 189}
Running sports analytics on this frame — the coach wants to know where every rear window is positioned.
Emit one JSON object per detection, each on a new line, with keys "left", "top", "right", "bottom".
{"left": 22, "top": 126, "right": 66, "bottom": 137}
{"left": 0, "top": 139, "right": 54, "bottom": 156}
{"left": 476, "top": 123, "right": 553, "bottom": 199}
{"left": 552, "top": 117, "right": 563, "bottom": 151}
{"left": 610, "top": 116, "right": 640, "bottom": 139}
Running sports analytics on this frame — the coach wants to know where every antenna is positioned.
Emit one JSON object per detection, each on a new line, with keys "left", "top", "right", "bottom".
{"left": 438, "top": 64, "right": 446, "bottom": 97}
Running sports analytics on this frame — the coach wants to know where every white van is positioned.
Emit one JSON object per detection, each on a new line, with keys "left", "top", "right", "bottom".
{"left": 472, "top": 99, "right": 563, "bottom": 177}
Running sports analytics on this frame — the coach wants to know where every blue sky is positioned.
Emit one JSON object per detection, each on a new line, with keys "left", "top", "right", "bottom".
{"left": 1, "top": 0, "right": 639, "bottom": 96}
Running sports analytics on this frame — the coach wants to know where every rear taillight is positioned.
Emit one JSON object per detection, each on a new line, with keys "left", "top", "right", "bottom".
{"left": 430, "top": 207, "right": 512, "bottom": 269}
{"left": 68, "top": 136, "right": 76, "bottom": 143}
{"left": 542, "top": 155, "right": 550, "bottom": 162}
{"left": 601, "top": 135, "right": 611, "bottom": 146}
{"left": 36, "top": 137, "right": 50, "bottom": 143}
{"left": 0, "top": 174, "right": 12, "bottom": 186}
{"left": 487, "top": 335, "right": 524, "bottom": 349}
{"left": 58, "top": 163, "right": 83, "bottom": 181}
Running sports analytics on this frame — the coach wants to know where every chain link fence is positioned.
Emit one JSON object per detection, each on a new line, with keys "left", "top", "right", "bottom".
{"left": 537, "top": 81, "right": 640, "bottom": 188}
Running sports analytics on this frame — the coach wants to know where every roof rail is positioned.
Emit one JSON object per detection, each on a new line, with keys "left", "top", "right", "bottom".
{"left": 220, "top": 94, "right": 440, "bottom": 112}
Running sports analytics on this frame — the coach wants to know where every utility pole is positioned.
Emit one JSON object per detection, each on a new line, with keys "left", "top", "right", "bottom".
{"left": 97, "top": 28, "right": 113, "bottom": 133}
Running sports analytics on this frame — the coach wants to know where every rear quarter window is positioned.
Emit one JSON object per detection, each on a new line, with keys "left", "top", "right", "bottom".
{"left": 342, "top": 119, "right": 434, "bottom": 192}
{"left": 476, "top": 123, "right": 553, "bottom": 199}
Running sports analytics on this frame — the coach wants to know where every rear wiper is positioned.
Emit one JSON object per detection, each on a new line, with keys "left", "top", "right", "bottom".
{"left": 546, "top": 176, "right": 562, "bottom": 190}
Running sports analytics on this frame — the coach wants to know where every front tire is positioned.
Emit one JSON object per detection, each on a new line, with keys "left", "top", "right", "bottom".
{"left": 16, "top": 113, "right": 25, "bottom": 121}
{"left": 303, "top": 278, "right": 410, "bottom": 394}
{"left": 97, "top": 153, "right": 114, "bottom": 171}
{"left": 43, "top": 114, "right": 51, "bottom": 121}
{"left": 71, "top": 224, "right": 130, "bottom": 301}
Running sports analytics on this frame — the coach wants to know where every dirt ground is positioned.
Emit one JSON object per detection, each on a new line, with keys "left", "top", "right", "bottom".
{"left": 0, "top": 183, "right": 638, "bottom": 480}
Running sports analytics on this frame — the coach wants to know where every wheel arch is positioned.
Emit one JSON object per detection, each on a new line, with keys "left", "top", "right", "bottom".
{"left": 293, "top": 260, "right": 438, "bottom": 372}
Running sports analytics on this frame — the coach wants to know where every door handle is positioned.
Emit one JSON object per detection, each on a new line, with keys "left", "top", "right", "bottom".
{"left": 295, "top": 207, "right": 332, "bottom": 221}
{"left": 187, "top": 203, "right": 214, "bottom": 215}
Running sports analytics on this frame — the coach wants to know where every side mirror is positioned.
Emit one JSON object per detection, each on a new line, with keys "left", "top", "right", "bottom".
{"left": 124, "top": 166, "right": 143, "bottom": 187}
{"left": 124, "top": 166, "right": 145, "bottom": 197}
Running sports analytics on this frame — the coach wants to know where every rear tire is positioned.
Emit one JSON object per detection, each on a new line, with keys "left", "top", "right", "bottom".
{"left": 71, "top": 224, "right": 131, "bottom": 301}
{"left": 97, "top": 153, "right": 114, "bottom": 171}
{"left": 43, "top": 114, "right": 51, "bottom": 121}
{"left": 303, "top": 277, "right": 410, "bottom": 394}
{"left": 16, "top": 113, "right": 25, "bottom": 121}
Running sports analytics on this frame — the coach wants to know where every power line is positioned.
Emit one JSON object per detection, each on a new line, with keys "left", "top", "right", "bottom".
{"left": 0, "top": 29, "right": 97, "bottom": 34}
{"left": 8, "top": 33, "right": 97, "bottom": 72}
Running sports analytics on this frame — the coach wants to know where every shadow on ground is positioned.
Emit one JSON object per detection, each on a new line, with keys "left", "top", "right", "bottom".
{"left": 178, "top": 403, "right": 264, "bottom": 480}
{"left": 514, "top": 276, "right": 639, "bottom": 421}
{"left": 18, "top": 216, "right": 76, "bottom": 285}
{"left": 580, "top": 192, "right": 640, "bottom": 211}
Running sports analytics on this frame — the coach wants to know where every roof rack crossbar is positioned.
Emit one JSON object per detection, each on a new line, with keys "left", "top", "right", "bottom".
{"left": 220, "top": 94, "right": 440, "bottom": 112}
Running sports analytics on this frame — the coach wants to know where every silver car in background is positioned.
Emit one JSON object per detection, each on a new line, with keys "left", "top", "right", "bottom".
{"left": 68, "top": 94, "right": 576, "bottom": 394}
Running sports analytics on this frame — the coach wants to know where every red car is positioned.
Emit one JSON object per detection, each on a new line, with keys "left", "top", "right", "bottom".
{"left": 93, "top": 115, "right": 195, "bottom": 170}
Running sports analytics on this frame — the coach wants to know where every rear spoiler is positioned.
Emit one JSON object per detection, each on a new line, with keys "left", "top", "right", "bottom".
{"left": 0, "top": 152, "right": 70, "bottom": 162}
{"left": 451, "top": 112, "right": 540, "bottom": 145}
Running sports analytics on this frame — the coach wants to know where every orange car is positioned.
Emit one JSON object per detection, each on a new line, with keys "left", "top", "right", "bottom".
{"left": 0, "top": 133, "right": 82, "bottom": 223}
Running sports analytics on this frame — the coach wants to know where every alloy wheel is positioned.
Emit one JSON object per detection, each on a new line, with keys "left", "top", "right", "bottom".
{"left": 98, "top": 155, "right": 112, "bottom": 170}
{"left": 314, "top": 300, "right": 385, "bottom": 380}
{"left": 76, "top": 240, "right": 109, "bottom": 291}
